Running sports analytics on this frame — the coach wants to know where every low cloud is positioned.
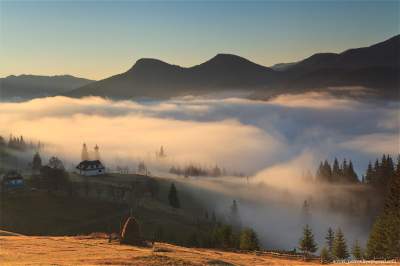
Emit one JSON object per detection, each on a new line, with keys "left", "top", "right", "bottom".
{"left": 0, "top": 92, "right": 398, "bottom": 174}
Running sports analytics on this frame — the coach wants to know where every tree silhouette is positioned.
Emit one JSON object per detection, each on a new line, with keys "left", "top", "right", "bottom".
{"left": 332, "top": 228, "right": 349, "bottom": 259}
{"left": 32, "top": 152, "right": 42, "bottom": 174}
{"left": 168, "top": 183, "right": 180, "bottom": 208}
{"left": 352, "top": 240, "right": 363, "bottom": 260}
{"left": 325, "top": 227, "right": 335, "bottom": 254}
{"left": 299, "top": 224, "right": 318, "bottom": 259}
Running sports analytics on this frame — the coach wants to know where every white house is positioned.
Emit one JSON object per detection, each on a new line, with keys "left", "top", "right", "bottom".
{"left": 76, "top": 160, "right": 105, "bottom": 176}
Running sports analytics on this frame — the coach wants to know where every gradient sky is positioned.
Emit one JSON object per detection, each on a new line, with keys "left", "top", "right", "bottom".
{"left": 0, "top": 0, "right": 399, "bottom": 80}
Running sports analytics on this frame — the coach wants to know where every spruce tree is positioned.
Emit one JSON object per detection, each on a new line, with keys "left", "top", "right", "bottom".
{"left": 81, "top": 143, "right": 89, "bottom": 161}
{"left": 348, "top": 161, "right": 358, "bottom": 183}
{"left": 332, "top": 158, "right": 341, "bottom": 182}
{"left": 332, "top": 228, "right": 349, "bottom": 260}
{"left": 168, "top": 183, "right": 180, "bottom": 208}
{"left": 366, "top": 163, "right": 400, "bottom": 259}
{"left": 365, "top": 161, "right": 374, "bottom": 184}
{"left": 351, "top": 240, "right": 363, "bottom": 260}
{"left": 323, "top": 160, "right": 332, "bottom": 182}
{"left": 299, "top": 224, "right": 318, "bottom": 258}
{"left": 32, "top": 152, "right": 42, "bottom": 174}
{"left": 230, "top": 200, "right": 241, "bottom": 227}
{"left": 366, "top": 215, "right": 389, "bottom": 259}
{"left": 320, "top": 246, "right": 332, "bottom": 264}
{"left": 325, "top": 227, "right": 335, "bottom": 253}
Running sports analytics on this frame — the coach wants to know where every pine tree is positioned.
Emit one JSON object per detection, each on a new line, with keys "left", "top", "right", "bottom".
{"left": 302, "top": 200, "right": 311, "bottom": 224}
{"left": 299, "top": 224, "right": 318, "bottom": 258}
{"left": 332, "top": 228, "right": 349, "bottom": 260}
{"left": 323, "top": 160, "right": 332, "bottom": 182}
{"left": 32, "top": 152, "right": 42, "bottom": 174}
{"left": 365, "top": 161, "right": 374, "bottom": 184}
{"left": 230, "top": 200, "right": 240, "bottom": 227}
{"left": 81, "top": 143, "right": 89, "bottom": 161}
{"left": 351, "top": 240, "right": 363, "bottom": 260}
{"left": 341, "top": 159, "right": 348, "bottom": 182}
{"left": 366, "top": 215, "right": 389, "bottom": 259}
{"left": 366, "top": 161, "right": 400, "bottom": 259}
{"left": 316, "top": 162, "right": 324, "bottom": 182}
{"left": 168, "top": 183, "right": 180, "bottom": 208}
{"left": 374, "top": 159, "right": 382, "bottom": 187}
{"left": 348, "top": 160, "right": 358, "bottom": 183}
{"left": 320, "top": 246, "right": 332, "bottom": 264}
{"left": 325, "top": 227, "right": 335, "bottom": 253}
{"left": 332, "top": 158, "right": 341, "bottom": 182}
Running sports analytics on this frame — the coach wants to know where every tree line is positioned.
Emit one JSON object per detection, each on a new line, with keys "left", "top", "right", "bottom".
{"left": 169, "top": 164, "right": 226, "bottom": 177}
{"left": 0, "top": 134, "right": 43, "bottom": 152}
{"left": 315, "top": 154, "right": 397, "bottom": 188}
{"left": 300, "top": 154, "right": 400, "bottom": 262}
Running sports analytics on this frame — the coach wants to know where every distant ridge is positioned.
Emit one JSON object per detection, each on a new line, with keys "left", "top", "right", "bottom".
{"left": 0, "top": 74, "right": 94, "bottom": 101}
{"left": 14, "top": 35, "right": 400, "bottom": 100}
{"left": 67, "top": 53, "right": 277, "bottom": 99}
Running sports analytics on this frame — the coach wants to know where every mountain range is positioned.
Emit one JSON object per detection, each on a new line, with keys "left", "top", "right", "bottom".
{"left": 0, "top": 75, "right": 93, "bottom": 101}
{"left": 1, "top": 35, "right": 399, "bottom": 101}
{"left": 67, "top": 35, "right": 399, "bottom": 100}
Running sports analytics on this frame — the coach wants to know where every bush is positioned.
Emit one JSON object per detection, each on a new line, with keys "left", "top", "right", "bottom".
{"left": 239, "top": 228, "right": 259, "bottom": 251}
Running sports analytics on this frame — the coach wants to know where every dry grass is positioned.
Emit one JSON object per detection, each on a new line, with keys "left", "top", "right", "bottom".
{"left": 0, "top": 236, "right": 398, "bottom": 266}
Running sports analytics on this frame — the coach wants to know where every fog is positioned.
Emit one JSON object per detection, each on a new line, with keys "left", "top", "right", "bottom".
{"left": 0, "top": 88, "right": 398, "bottom": 249}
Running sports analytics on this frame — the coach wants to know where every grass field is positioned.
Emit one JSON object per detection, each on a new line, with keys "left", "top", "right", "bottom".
{"left": 0, "top": 178, "right": 213, "bottom": 244}
{"left": 1, "top": 235, "right": 398, "bottom": 266}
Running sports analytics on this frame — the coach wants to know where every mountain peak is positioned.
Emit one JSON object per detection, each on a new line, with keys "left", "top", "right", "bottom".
{"left": 209, "top": 53, "right": 253, "bottom": 64}
{"left": 127, "top": 58, "right": 181, "bottom": 74}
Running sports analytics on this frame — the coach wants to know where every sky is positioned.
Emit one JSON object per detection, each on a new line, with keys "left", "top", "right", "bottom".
{"left": 0, "top": 0, "right": 399, "bottom": 80}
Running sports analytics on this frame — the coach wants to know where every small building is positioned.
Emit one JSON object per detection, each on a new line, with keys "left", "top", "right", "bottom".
{"left": 1, "top": 170, "right": 24, "bottom": 190}
{"left": 76, "top": 160, "right": 105, "bottom": 176}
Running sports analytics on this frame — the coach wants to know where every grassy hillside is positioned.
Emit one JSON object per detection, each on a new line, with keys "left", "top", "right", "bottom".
{"left": 0, "top": 174, "right": 214, "bottom": 245}
{"left": 1, "top": 235, "right": 398, "bottom": 266}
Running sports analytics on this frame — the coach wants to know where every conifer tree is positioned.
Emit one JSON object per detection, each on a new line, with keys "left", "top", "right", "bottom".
{"left": 366, "top": 215, "right": 389, "bottom": 259}
{"left": 302, "top": 200, "right": 311, "bottom": 223}
{"left": 332, "top": 228, "right": 349, "bottom": 260}
{"left": 323, "top": 160, "right": 332, "bottom": 182}
{"left": 332, "top": 158, "right": 341, "bottom": 182}
{"left": 168, "top": 183, "right": 180, "bottom": 208}
{"left": 366, "top": 161, "right": 400, "bottom": 259}
{"left": 351, "top": 240, "right": 363, "bottom": 260}
{"left": 81, "top": 143, "right": 89, "bottom": 161}
{"left": 365, "top": 161, "right": 374, "bottom": 184}
{"left": 299, "top": 224, "right": 318, "bottom": 259}
{"left": 325, "top": 227, "right": 335, "bottom": 253}
{"left": 320, "top": 246, "right": 332, "bottom": 264}
{"left": 32, "top": 152, "right": 42, "bottom": 174}
{"left": 347, "top": 160, "right": 358, "bottom": 183}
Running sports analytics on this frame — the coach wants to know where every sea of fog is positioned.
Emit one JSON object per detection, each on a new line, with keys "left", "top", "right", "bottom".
{"left": 0, "top": 88, "right": 398, "bottom": 250}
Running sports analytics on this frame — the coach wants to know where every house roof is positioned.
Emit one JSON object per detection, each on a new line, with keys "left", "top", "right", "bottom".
{"left": 76, "top": 160, "right": 105, "bottom": 170}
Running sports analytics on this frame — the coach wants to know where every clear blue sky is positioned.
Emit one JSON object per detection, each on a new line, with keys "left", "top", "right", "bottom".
{"left": 1, "top": 0, "right": 399, "bottom": 80}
